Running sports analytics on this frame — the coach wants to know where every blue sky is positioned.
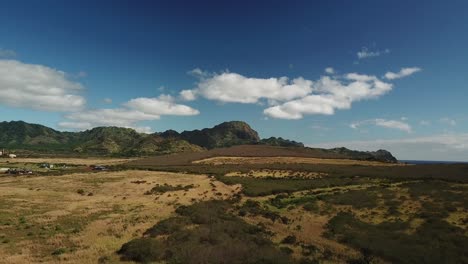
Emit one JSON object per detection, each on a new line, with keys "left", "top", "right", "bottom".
{"left": 0, "top": 0, "right": 467, "bottom": 160}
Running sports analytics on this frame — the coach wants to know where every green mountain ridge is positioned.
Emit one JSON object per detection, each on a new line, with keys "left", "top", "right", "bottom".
{"left": 0, "top": 120, "right": 397, "bottom": 162}
{"left": 0, "top": 121, "right": 265, "bottom": 155}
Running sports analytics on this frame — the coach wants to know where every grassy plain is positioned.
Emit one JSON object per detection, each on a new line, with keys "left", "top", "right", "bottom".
{"left": 0, "top": 153, "right": 467, "bottom": 264}
{"left": 0, "top": 157, "right": 135, "bottom": 166}
{"left": 0, "top": 168, "right": 239, "bottom": 263}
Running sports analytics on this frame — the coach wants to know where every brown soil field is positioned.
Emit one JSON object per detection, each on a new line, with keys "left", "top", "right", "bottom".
{"left": 0, "top": 170, "right": 240, "bottom": 264}
{"left": 126, "top": 144, "right": 383, "bottom": 167}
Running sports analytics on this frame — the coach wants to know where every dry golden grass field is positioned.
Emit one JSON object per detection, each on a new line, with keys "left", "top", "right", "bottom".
{"left": 0, "top": 169, "right": 240, "bottom": 264}
{"left": 0, "top": 156, "right": 466, "bottom": 264}
{"left": 0, "top": 157, "right": 136, "bottom": 166}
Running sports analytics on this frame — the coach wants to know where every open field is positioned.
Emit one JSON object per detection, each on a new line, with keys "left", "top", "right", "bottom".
{"left": 0, "top": 157, "right": 136, "bottom": 166}
{"left": 0, "top": 170, "right": 240, "bottom": 263}
{"left": 121, "top": 150, "right": 468, "bottom": 263}
{"left": 193, "top": 156, "right": 405, "bottom": 166}
{"left": 1, "top": 149, "right": 467, "bottom": 263}
{"left": 125, "top": 144, "right": 395, "bottom": 167}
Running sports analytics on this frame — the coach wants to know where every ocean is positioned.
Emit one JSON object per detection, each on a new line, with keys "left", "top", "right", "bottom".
{"left": 400, "top": 160, "right": 468, "bottom": 164}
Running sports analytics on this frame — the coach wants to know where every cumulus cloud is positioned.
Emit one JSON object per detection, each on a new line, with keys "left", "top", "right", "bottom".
{"left": 125, "top": 95, "right": 200, "bottom": 116}
{"left": 350, "top": 118, "right": 412, "bottom": 133}
{"left": 179, "top": 89, "right": 197, "bottom": 101}
{"left": 264, "top": 74, "right": 392, "bottom": 119}
{"left": 188, "top": 68, "right": 209, "bottom": 78}
{"left": 179, "top": 71, "right": 313, "bottom": 104}
{"left": 59, "top": 94, "right": 199, "bottom": 132}
{"left": 384, "top": 67, "right": 421, "bottom": 80}
{"left": 357, "top": 47, "right": 390, "bottom": 59}
{"left": 325, "top": 67, "right": 335, "bottom": 74}
{"left": 312, "top": 133, "right": 468, "bottom": 161}
{"left": 179, "top": 66, "right": 424, "bottom": 120}
{"left": 264, "top": 94, "right": 350, "bottom": 119}
{"left": 0, "top": 59, "right": 86, "bottom": 111}
{"left": 181, "top": 69, "right": 404, "bottom": 119}
{"left": 0, "top": 59, "right": 201, "bottom": 131}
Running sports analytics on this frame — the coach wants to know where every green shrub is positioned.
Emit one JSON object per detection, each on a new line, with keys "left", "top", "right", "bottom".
{"left": 145, "top": 184, "right": 194, "bottom": 195}
{"left": 303, "top": 201, "right": 319, "bottom": 212}
{"left": 238, "top": 200, "right": 284, "bottom": 222}
{"left": 280, "top": 246, "right": 294, "bottom": 255}
{"left": 52, "top": 248, "right": 67, "bottom": 256}
{"left": 144, "top": 217, "right": 191, "bottom": 237}
{"left": 281, "top": 235, "right": 296, "bottom": 244}
{"left": 118, "top": 201, "right": 293, "bottom": 264}
{"left": 118, "top": 238, "right": 164, "bottom": 263}
{"left": 325, "top": 211, "right": 468, "bottom": 264}
{"left": 322, "top": 190, "right": 379, "bottom": 209}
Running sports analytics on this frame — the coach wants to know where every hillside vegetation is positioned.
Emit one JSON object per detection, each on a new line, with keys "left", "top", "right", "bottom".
{"left": 0, "top": 121, "right": 397, "bottom": 162}
{"left": 0, "top": 121, "right": 258, "bottom": 155}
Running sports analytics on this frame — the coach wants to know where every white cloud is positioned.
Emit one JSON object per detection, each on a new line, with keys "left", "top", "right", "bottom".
{"left": 0, "top": 60, "right": 200, "bottom": 131}
{"left": 264, "top": 74, "right": 392, "bottom": 119}
{"left": 182, "top": 69, "right": 401, "bottom": 120}
{"left": 0, "top": 59, "right": 86, "bottom": 111}
{"left": 188, "top": 68, "right": 209, "bottom": 78}
{"left": 440, "top": 117, "right": 456, "bottom": 126}
{"left": 350, "top": 118, "right": 412, "bottom": 133}
{"left": 180, "top": 66, "right": 419, "bottom": 120}
{"left": 357, "top": 47, "right": 390, "bottom": 59}
{"left": 59, "top": 94, "right": 199, "bottom": 132}
{"left": 312, "top": 133, "right": 468, "bottom": 161}
{"left": 125, "top": 95, "right": 200, "bottom": 116}
{"left": 179, "top": 89, "right": 197, "bottom": 101}
{"left": 133, "top": 126, "right": 154, "bottom": 134}
{"left": 375, "top": 119, "right": 412, "bottom": 133}
{"left": 180, "top": 71, "right": 313, "bottom": 104}
{"left": 384, "top": 67, "right": 421, "bottom": 80}
{"left": 61, "top": 108, "right": 159, "bottom": 128}
{"left": 57, "top": 121, "right": 92, "bottom": 131}
{"left": 264, "top": 94, "right": 349, "bottom": 119}
{"left": 325, "top": 67, "right": 335, "bottom": 74}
